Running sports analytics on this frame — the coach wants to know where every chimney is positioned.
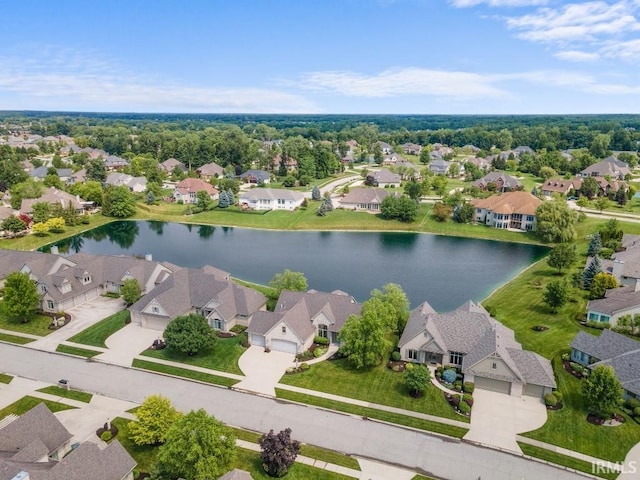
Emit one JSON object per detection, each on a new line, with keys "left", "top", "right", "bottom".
{"left": 51, "top": 245, "right": 59, "bottom": 255}
{"left": 612, "top": 259, "right": 625, "bottom": 282}
{"left": 145, "top": 253, "right": 153, "bottom": 262}
{"left": 635, "top": 278, "right": 640, "bottom": 293}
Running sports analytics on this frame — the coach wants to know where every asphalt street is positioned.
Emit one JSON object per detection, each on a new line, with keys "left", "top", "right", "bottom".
{"left": 0, "top": 343, "right": 590, "bottom": 480}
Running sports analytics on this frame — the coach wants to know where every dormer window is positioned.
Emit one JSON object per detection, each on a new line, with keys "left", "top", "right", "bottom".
{"left": 39, "top": 284, "right": 47, "bottom": 293}
{"left": 83, "top": 275, "right": 91, "bottom": 284}
{"left": 281, "top": 326, "right": 286, "bottom": 334}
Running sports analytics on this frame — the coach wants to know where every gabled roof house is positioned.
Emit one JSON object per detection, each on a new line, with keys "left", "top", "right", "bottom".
{"left": 370, "top": 169, "right": 401, "bottom": 188}
{"left": 239, "top": 188, "right": 304, "bottom": 211}
{"left": 471, "top": 191, "right": 541, "bottom": 231}
{"left": 580, "top": 157, "right": 630, "bottom": 180}
{"left": 339, "top": 187, "right": 389, "bottom": 212}
{"left": 472, "top": 172, "right": 521, "bottom": 192}
{"left": 172, "top": 178, "right": 219, "bottom": 204}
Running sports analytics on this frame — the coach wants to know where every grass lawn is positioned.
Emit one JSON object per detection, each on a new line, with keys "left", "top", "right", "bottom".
{"left": 0, "top": 304, "right": 54, "bottom": 337}
{"left": 56, "top": 344, "right": 102, "bottom": 358}
{"left": 0, "top": 332, "right": 35, "bottom": 345}
{"left": 111, "top": 417, "right": 158, "bottom": 474}
{"left": 132, "top": 359, "right": 239, "bottom": 387}
{"left": 518, "top": 443, "right": 617, "bottom": 480}
{"left": 279, "top": 358, "right": 467, "bottom": 422}
{"left": 37, "top": 385, "right": 93, "bottom": 403}
{"left": 0, "top": 373, "right": 13, "bottom": 384}
{"left": 141, "top": 336, "right": 245, "bottom": 375}
{"left": 66, "top": 310, "right": 130, "bottom": 348}
{"left": 521, "top": 357, "right": 640, "bottom": 463}
{"left": 276, "top": 389, "right": 469, "bottom": 439}
{"left": 0, "top": 396, "right": 76, "bottom": 419}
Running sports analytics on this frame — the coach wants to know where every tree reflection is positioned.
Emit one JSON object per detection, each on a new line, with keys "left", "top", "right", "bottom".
{"left": 107, "top": 221, "right": 139, "bottom": 249}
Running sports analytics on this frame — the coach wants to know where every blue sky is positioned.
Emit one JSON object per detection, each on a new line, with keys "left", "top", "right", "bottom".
{"left": 1, "top": 0, "right": 640, "bottom": 114}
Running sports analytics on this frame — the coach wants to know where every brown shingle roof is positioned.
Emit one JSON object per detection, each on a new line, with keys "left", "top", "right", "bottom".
{"left": 471, "top": 191, "right": 542, "bottom": 215}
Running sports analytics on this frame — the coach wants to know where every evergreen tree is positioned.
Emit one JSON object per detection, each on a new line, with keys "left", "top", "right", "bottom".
{"left": 583, "top": 256, "right": 602, "bottom": 290}
{"left": 587, "top": 234, "right": 602, "bottom": 257}
{"left": 226, "top": 188, "right": 235, "bottom": 205}
{"left": 146, "top": 191, "right": 155, "bottom": 205}
{"left": 615, "top": 186, "right": 627, "bottom": 206}
{"left": 322, "top": 192, "right": 333, "bottom": 212}
{"left": 218, "top": 190, "right": 229, "bottom": 208}
{"left": 278, "top": 151, "right": 288, "bottom": 177}
{"left": 311, "top": 185, "right": 321, "bottom": 201}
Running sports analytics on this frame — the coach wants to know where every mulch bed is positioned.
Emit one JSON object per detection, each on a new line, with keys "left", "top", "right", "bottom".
{"left": 44, "top": 311, "right": 71, "bottom": 330}
{"left": 547, "top": 401, "right": 564, "bottom": 411}
{"left": 95, "top": 423, "right": 119, "bottom": 440}
{"left": 587, "top": 413, "right": 625, "bottom": 426}
{"left": 444, "top": 392, "right": 460, "bottom": 408}
{"left": 562, "top": 360, "right": 586, "bottom": 379}
{"left": 217, "top": 331, "right": 235, "bottom": 338}
{"left": 532, "top": 325, "right": 549, "bottom": 332}
{"left": 387, "top": 360, "right": 407, "bottom": 372}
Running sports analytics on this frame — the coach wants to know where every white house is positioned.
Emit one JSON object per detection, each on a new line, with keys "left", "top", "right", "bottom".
{"left": 239, "top": 188, "right": 304, "bottom": 211}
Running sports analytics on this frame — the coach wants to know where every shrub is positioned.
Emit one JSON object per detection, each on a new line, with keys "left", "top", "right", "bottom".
{"left": 454, "top": 380, "right": 462, "bottom": 391}
{"left": 230, "top": 325, "right": 247, "bottom": 334}
{"left": 296, "top": 350, "right": 313, "bottom": 361}
{"left": 100, "top": 431, "right": 112, "bottom": 442}
{"left": 391, "top": 351, "right": 401, "bottom": 362}
{"left": 405, "top": 362, "right": 414, "bottom": 371}
{"left": 449, "top": 394, "right": 460, "bottom": 407}
{"left": 625, "top": 397, "right": 640, "bottom": 410}
{"left": 436, "top": 366, "right": 443, "bottom": 376}
{"left": 462, "top": 393, "right": 474, "bottom": 406}
{"left": 442, "top": 368, "right": 457, "bottom": 383}
{"left": 553, "top": 391, "right": 563, "bottom": 402}
{"left": 561, "top": 353, "right": 570, "bottom": 361}
{"left": 600, "top": 247, "right": 614, "bottom": 259}
{"left": 299, "top": 363, "right": 310, "bottom": 371}
{"left": 313, "top": 335, "right": 329, "bottom": 346}
{"left": 313, "top": 347, "right": 327, "bottom": 358}
{"left": 463, "top": 382, "right": 475, "bottom": 393}
{"left": 392, "top": 365, "right": 401, "bottom": 372}
{"left": 635, "top": 407, "right": 640, "bottom": 418}
{"left": 458, "top": 401, "right": 471, "bottom": 415}
{"left": 544, "top": 393, "right": 558, "bottom": 407}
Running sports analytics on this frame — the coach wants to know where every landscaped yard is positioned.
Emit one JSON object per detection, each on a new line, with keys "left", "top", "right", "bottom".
{"left": 141, "top": 335, "right": 246, "bottom": 375}
{"left": 37, "top": 385, "right": 93, "bottom": 403}
{"left": 131, "top": 359, "right": 239, "bottom": 387}
{"left": 279, "top": 357, "right": 467, "bottom": 423}
{"left": 0, "top": 332, "right": 34, "bottom": 345}
{"left": 0, "top": 303, "right": 54, "bottom": 337}
{"left": 66, "top": 310, "right": 130, "bottom": 348}
{"left": 0, "top": 396, "right": 76, "bottom": 420}
{"left": 56, "top": 344, "right": 102, "bottom": 358}
{"left": 521, "top": 357, "right": 640, "bottom": 463}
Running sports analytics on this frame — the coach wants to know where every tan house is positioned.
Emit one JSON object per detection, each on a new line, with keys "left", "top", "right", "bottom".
{"left": 541, "top": 177, "right": 581, "bottom": 197}
{"left": 399, "top": 300, "right": 556, "bottom": 397}
{"left": 172, "top": 178, "right": 219, "bottom": 204}
{"left": 471, "top": 191, "right": 541, "bottom": 231}
{"left": 20, "top": 187, "right": 87, "bottom": 215}
{"left": 196, "top": 161, "right": 224, "bottom": 181}
{"left": 370, "top": 169, "right": 401, "bottom": 188}
{"left": 339, "top": 187, "right": 389, "bottom": 212}
{"left": 159, "top": 157, "right": 186, "bottom": 174}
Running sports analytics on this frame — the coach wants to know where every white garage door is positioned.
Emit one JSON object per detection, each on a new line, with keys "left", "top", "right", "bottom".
{"left": 144, "top": 316, "right": 168, "bottom": 331}
{"left": 250, "top": 334, "right": 265, "bottom": 347}
{"left": 271, "top": 339, "right": 297, "bottom": 354}
{"left": 475, "top": 376, "right": 511, "bottom": 395}
{"left": 523, "top": 383, "right": 545, "bottom": 398}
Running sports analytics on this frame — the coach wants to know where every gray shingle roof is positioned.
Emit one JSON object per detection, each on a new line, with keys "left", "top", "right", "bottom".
{"left": 371, "top": 169, "right": 401, "bottom": 184}
{"left": 219, "top": 469, "right": 254, "bottom": 480}
{"left": 508, "top": 349, "right": 556, "bottom": 388}
{"left": 472, "top": 172, "right": 521, "bottom": 190}
{"left": 239, "top": 170, "right": 270, "bottom": 181}
{"left": 399, "top": 301, "right": 437, "bottom": 347}
{"left": 339, "top": 187, "right": 389, "bottom": 206}
{"left": 239, "top": 188, "right": 304, "bottom": 203}
{"left": 587, "top": 285, "right": 640, "bottom": 315}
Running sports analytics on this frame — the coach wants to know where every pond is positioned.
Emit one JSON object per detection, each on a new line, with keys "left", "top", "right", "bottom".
{"left": 44, "top": 221, "right": 547, "bottom": 311}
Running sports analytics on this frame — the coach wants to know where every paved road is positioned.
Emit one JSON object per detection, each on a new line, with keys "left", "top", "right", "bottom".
{"left": 0, "top": 344, "right": 589, "bottom": 480}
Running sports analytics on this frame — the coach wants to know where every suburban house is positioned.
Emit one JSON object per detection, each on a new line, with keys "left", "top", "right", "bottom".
{"left": 172, "top": 178, "right": 219, "bottom": 204}
{"left": 339, "top": 187, "right": 389, "bottom": 212}
{"left": 104, "top": 155, "right": 130, "bottom": 170}
{"left": 273, "top": 153, "right": 298, "bottom": 172}
{"left": 29, "top": 167, "right": 73, "bottom": 183}
{"left": 67, "top": 168, "right": 87, "bottom": 185}
{"left": 472, "top": 172, "right": 522, "bottom": 192}
{"left": 585, "top": 285, "right": 640, "bottom": 327}
{"left": 471, "top": 191, "right": 542, "bottom": 231}
{"left": 0, "top": 403, "right": 136, "bottom": 480}
{"left": 106, "top": 172, "right": 147, "bottom": 193}
{"left": 239, "top": 169, "right": 271, "bottom": 184}
{"left": 247, "top": 289, "right": 361, "bottom": 354}
{"left": 399, "top": 143, "right": 422, "bottom": 155}
{"left": 464, "top": 157, "right": 491, "bottom": 172}
{"left": 238, "top": 188, "right": 304, "bottom": 211}
{"left": 541, "top": 177, "right": 582, "bottom": 197}
{"left": 376, "top": 141, "right": 393, "bottom": 155}
{"left": 196, "top": 162, "right": 224, "bottom": 181}
{"left": 369, "top": 169, "right": 401, "bottom": 188}
{"left": 382, "top": 153, "right": 407, "bottom": 165}
{"left": 129, "top": 265, "right": 266, "bottom": 332}
{"left": 159, "top": 158, "right": 186, "bottom": 174}
{"left": 597, "top": 234, "right": 640, "bottom": 288}
{"left": 19, "top": 187, "right": 88, "bottom": 215}
{"left": 399, "top": 300, "right": 556, "bottom": 397}
{"left": 428, "top": 158, "right": 451, "bottom": 175}
{"left": 580, "top": 156, "right": 630, "bottom": 180}
{"left": 570, "top": 329, "right": 640, "bottom": 399}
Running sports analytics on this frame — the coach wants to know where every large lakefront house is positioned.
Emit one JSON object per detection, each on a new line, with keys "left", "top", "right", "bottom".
{"left": 238, "top": 188, "right": 304, "bottom": 211}
{"left": 471, "top": 191, "right": 541, "bottom": 231}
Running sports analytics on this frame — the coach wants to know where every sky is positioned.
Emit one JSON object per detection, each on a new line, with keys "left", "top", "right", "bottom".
{"left": 1, "top": 0, "right": 640, "bottom": 115}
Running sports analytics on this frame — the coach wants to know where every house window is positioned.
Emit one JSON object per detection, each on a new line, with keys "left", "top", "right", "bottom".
{"left": 318, "top": 324, "right": 328, "bottom": 338}
{"left": 588, "top": 312, "right": 599, "bottom": 321}
{"left": 281, "top": 326, "right": 286, "bottom": 334}
{"left": 408, "top": 349, "right": 419, "bottom": 361}
{"left": 492, "top": 362, "right": 497, "bottom": 370}
{"left": 39, "top": 284, "right": 47, "bottom": 293}
{"left": 600, "top": 315, "right": 611, "bottom": 323}
{"left": 449, "top": 351, "right": 464, "bottom": 366}
{"left": 83, "top": 275, "right": 91, "bottom": 283}
{"left": 527, "top": 215, "right": 534, "bottom": 222}
{"left": 47, "top": 300, "right": 55, "bottom": 310}
{"left": 213, "top": 319, "right": 222, "bottom": 330}
{"left": 278, "top": 199, "right": 285, "bottom": 205}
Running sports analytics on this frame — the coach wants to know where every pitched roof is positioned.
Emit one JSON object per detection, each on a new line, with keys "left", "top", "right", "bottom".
{"left": 239, "top": 169, "right": 270, "bottom": 181}
{"left": 239, "top": 188, "right": 304, "bottom": 202}
{"left": 339, "top": 187, "right": 389, "bottom": 206}
{"left": 196, "top": 162, "right": 224, "bottom": 177}
{"left": 581, "top": 157, "right": 630, "bottom": 179}
{"left": 541, "top": 177, "right": 582, "bottom": 194}
{"left": 371, "top": 169, "right": 401, "bottom": 184}
{"left": 219, "top": 469, "right": 254, "bottom": 480}
{"left": 472, "top": 172, "right": 521, "bottom": 190}
{"left": 160, "top": 158, "right": 185, "bottom": 171}
{"left": 20, "top": 187, "right": 84, "bottom": 214}
{"left": 175, "top": 178, "right": 217, "bottom": 196}
{"left": 470, "top": 191, "right": 542, "bottom": 216}
{"left": 587, "top": 285, "right": 640, "bottom": 315}
{"left": 0, "top": 249, "right": 74, "bottom": 282}
{"left": 0, "top": 403, "right": 72, "bottom": 455}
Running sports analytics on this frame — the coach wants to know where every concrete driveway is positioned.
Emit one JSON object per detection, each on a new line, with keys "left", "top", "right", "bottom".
{"left": 463, "top": 389, "right": 547, "bottom": 452}
{"left": 235, "top": 345, "right": 294, "bottom": 396}
{"left": 94, "top": 322, "right": 161, "bottom": 366}
{"left": 29, "top": 296, "right": 125, "bottom": 352}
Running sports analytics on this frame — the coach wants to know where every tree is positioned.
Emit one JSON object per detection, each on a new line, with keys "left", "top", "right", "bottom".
{"left": 535, "top": 200, "right": 577, "bottom": 243}
{"left": 589, "top": 272, "right": 618, "bottom": 299}
{"left": 371, "top": 283, "right": 410, "bottom": 333}
{"left": 600, "top": 219, "right": 623, "bottom": 250}
{"left": 45, "top": 217, "right": 65, "bottom": 233}
{"left": 102, "top": 186, "right": 136, "bottom": 218}
{"left": 153, "top": 409, "right": 236, "bottom": 480}
{"left": 583, "top": 256, "right": 602, "bottom": 289}
{"left": 547, "top": 243, "right": 577, "bottom": 274}
{"left": 432, "top": 202, "right": 453, "bottom": 222}
{"left": 380, "top": 195, "right": 418, "bottom": 222}
{"left": 86, "top": 158, "right": 106, "bottom": 182}
{"left": 311, "top": 185, "right": 321, "bottom": 201}
{"left": 146, "top": 191, "right": 155, "bottom": 205}
{"left": 453, "top": 202, "right": 474, "bottom": 224}
{"left": 226, "top": 189, "right": 235, "bottom": 205}
{"left": 282, "top": 175, "right": 296, "bottom": 187}
{"left": 579, "top": 177, "right": 599, "bottom": 199}
{"left": 595, "top": 197, "right": 610, "bottom": 213}
{"left": 259, "top": 428, "right": 301, "bottom": 477}
{"left": 582, "top": 365, "right": 623, "bottom": 418}
{"left": 164, "top": 313, "right": 217, "bottom": 355}
{"left": 31, "top": 222, "right": 49, "bottom": 236}
{"left": 539, "top": 166, "right": 557, "bottom": 180}
{"left": 543, "top": 280, "right": 568, "bottom": 313}
{"left": 587, "top": 234, "right": 602, "bottom": 257}
{"left": 576, "top": 196, "right": 589, "bottom": 211}
{"left": 195, "top": 190, "right": 212, "bottom": 212}
{"left": 2, "top": 272, "right": 39, "bottom": 323}
{"left": 121, "top": 278, "right": 142, "bottom": 306}
{"left": 431, "top": 176, "right": 448, "bottom": 196}
{"left": 128, "top": 395, "right": 182, "bottom": 446}
{"left": 218, "top": 190, "right": 230, "bottom": 208}
{"left": 404, "top": 365, "right": 431, "bottom": 396}
{"left": 1, "top": 216, "right": 26, "bottom": 233}
{"left": 31, "top": 201, "right": 51, "bottom": 224}
{"left": 615, "top": 187, "right": 627, "bottom": 206}
{"left": 404, "top": 180, "right": 424, "bottom": 201}
{"left": 269, "top": 269, "right": 307, "bottom": 298}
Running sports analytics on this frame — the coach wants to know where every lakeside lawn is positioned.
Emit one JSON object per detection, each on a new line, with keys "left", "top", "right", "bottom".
{"left": 521, "top": 357, "right": 640, "bottom": 463}
{"left": 67, "top": 310, "right": 130, "bottom": 348}
{"left": 0, "top": 303, "right": 54, "bottom": 337}
{"left": 140, "top": 335, "right": 246, "bottom": 375}
{"left": 278, "top": 357, "right": 467, "bottom": 423}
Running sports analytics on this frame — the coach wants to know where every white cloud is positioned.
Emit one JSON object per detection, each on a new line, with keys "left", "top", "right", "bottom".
{"left": 554, "top": 50, "right": 600, "bottom": 62}
{"left": 450, "top": 0, "right": 547, "bottom": 7}
{"left": 299, "top": 68, "right": 508, "bottom": 99}
{"left": 600, "top": 38, "right": 640, "bottom": 60}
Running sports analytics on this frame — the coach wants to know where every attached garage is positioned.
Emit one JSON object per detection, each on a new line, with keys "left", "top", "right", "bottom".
{"left": 475, "top": 376, "right": 512, "bottom": 395}
{"left": 523, "top": 383, "right": 545, "bottom": 398}
{"left": 271, "top": 339, "right": 297, "bottom": 354}
{"left": 143, "top": 316, "right": 169, "bottom": 331}
{"left": 250, "top": 334, "right": 265, "bottom": 347}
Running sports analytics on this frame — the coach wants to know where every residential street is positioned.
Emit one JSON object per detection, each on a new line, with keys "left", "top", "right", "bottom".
{"left": 0, "top": 343, "right": 590, "bottom": 480}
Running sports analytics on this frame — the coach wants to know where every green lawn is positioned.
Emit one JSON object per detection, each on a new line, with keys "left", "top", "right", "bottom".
{"left": 0, "top": 332, "right": 34, "bottom": 345}
{"left": 521, "top": 357, "right": 640, "bottom": 463}
{"left": 0, "top": 373, "right": 13, "bottom": 384}
{"left": 56, "top": 344, "right": 102, "bottom": 358}
{"left": 111, "top": 417, "right": 158, "bottom": 474}
{"left": 0, "top": 396, "right": 76, "bottom": 419}
{"left": 0, "top": 304, "right": 54, "bottom": 337}
{"left": 67, "top": 310, "right": 130, "bottom": 348}
{"left": 518, "top": 443, "right": 618, "bottom": 480}
{"left": 279, "top": 358, "right": 467, "bottom": 422}
{"left": 131, "top": 359, "right": 239, "bottom": 387}
{"left": 276, "top": 389, "right": 469, "bottom": 439}
{"left": 141, "top": 335, "right": 246, "bottom": 375}
{"left": 37, "top": 385, "right": 93, "bottom": 403}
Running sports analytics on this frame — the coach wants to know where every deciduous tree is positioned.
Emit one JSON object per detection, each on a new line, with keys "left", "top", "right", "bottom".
{"left": 269, "top": 269, "right": 308, "bottom": 298}
{"left": 371, "top": 283, "right": 410, "bottom": 333}
{"left": 547, "top": 243, "right": 577, "bottom": 274}
{"left": 543, "top": 280, "right": 568, "bottom": 313}
{"left": 404, "top": 365, "right": 431, "bottom": 396}
{"left": 535, "top": 199, "right": 577, "bottom": 243}
{"left": 259, "top": 428, "right": 301, "bottom": 477}
{"left": 102, "top": 185, "right": 136, "bottom": 218}
{"left": 121, "top": 278, "right": 142, "bottom": 306}
{"left": 340, "top": 300, "right": 393, "bottom": 368}
{"left": 128, "top": 394, "right": 181, "bottom": 446}
{"left": 582, "top": 365, "right": 623, "bottom": 418}
{"left": 2, "top": 272, "right": 39, "bottom": 323}
{"left": 589, "top": 272, "right": 618, "bottom": 300}
{"left": 164, "top": 314, "right": 217, "bottom": 355}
